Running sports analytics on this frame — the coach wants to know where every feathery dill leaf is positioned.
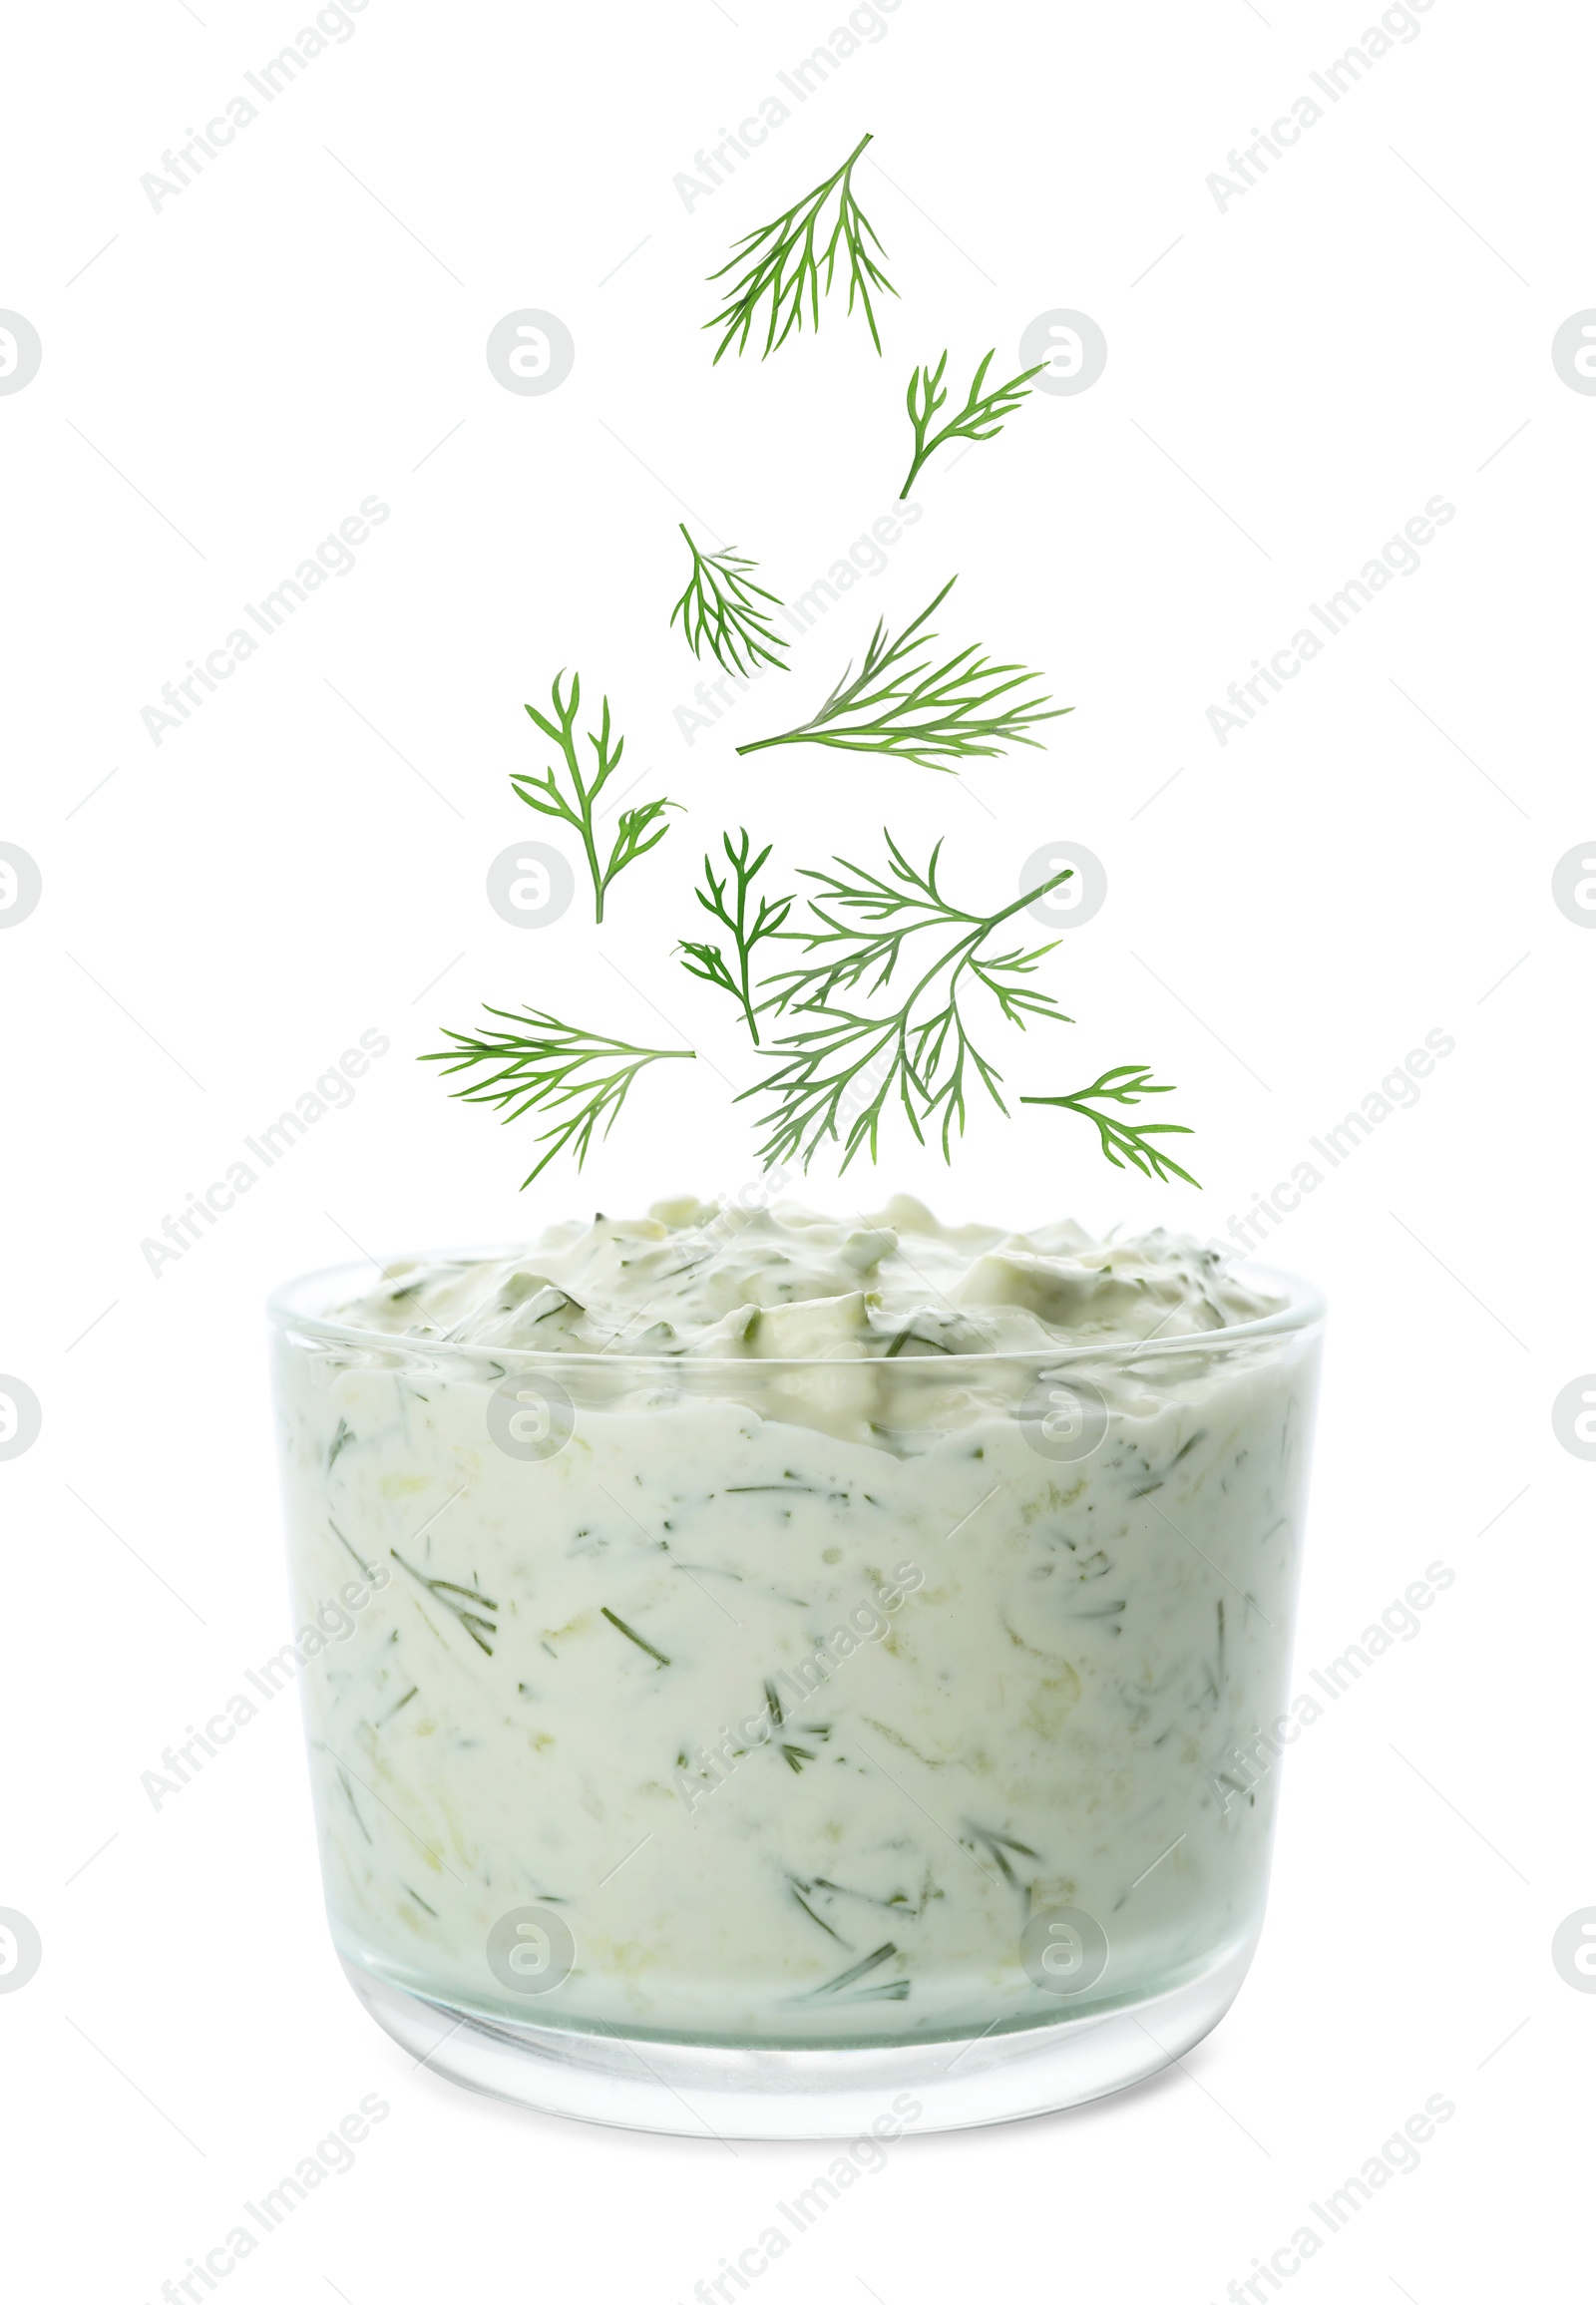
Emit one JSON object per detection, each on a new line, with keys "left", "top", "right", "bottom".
{"left": 514, "top": 671, "right": 677, "bottom": 923}
{"left": 705, "top": 132, "right": 895, "bottom": 361}
{"left": 420, "top": 1005, "right": 694, "bottom": 1186}
{"left": 736, "top": 576, "right": 1067, "bottom": 774}
{"left": 669, "top": 526, "right": 789, "bottom": 677}
{"left": 740, "top": 832, "right": 1073, "bottom": 1171}
{"left": 678, "top": 829, "right": 793, "bottom": 1045}
{"left": 900, "top": 348, "right": 1045, "bottom": 498}
{"left": 1022, "top": 1065, "right": 1199, "bottom": 1186}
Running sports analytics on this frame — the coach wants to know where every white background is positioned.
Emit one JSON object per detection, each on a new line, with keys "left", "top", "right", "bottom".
{"left": 2, "top": 0, "right": 1591, "bottom": 2297}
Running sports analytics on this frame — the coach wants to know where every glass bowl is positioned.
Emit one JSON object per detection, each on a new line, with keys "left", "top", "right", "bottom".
{"left": 267, "top": 1248, "right": 1324, "bottom": 2137}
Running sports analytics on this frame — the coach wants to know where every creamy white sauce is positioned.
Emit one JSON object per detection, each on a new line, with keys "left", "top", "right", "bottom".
{"left": 272, "top": 1198, "right": 1319, "bottom": 2045}
{"left": 336, "top": 1194, "right": 1275, "bottom": 1359}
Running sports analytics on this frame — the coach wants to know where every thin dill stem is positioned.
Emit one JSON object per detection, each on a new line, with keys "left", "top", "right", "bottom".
{"left": 600, "top": 1607, "right": 670, "bottom": 1667}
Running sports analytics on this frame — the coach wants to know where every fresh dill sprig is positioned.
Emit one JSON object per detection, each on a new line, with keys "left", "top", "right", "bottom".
{"left": 736, "top": 577, "right": 1068, "bottom": 774}
{"left": 513, "top": 671, "right": 677, "bottom": 924}
{"left": 705, "top": 131, "right": 896, "bottom": 362}
{"left": 420, "top": 1004, "right": 695, "bottom": 1186}
{"left": 741, "top": 832, "right": 1073, "bottom": 1171}
{"left": 900, "top": 349, "right": 1045, "bottom": 499}
{"left": 389, "top": 1549, "right": 500, "bottom": 1656}
{"left": 678, "top": 829, "right": 793, "bottom": 1045}
{"left": 669, "top": 526, "right": 789, "bottom": 677}
{"left": 1021, "top": 1065, "right": 1199, "bottom": 1186}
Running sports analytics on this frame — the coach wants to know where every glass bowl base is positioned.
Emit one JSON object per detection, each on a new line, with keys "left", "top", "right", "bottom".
{"left": 340, "top": 1934, "right": 1259, "bottom": 2139}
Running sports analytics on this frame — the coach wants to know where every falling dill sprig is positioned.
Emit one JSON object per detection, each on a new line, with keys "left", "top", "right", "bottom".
{"left": 1021, "top": 1065, "right": 1199, "bottom": 1186}
{"left": 678, "top": 829, "right": 793, "bottom": 1045}
{"left": 740, "top": 831, "right": 1073, "bottom": 1171}
{"left": 420, "top": 1004, "right": 695, "bottom": 1186}
{"left": 736, "top": 576, "right": 1068, "bottom": 774}
{"left": 513, "top": 671, "right": 677, "bottom": 924}
{"left": 390, "top": 1549, "right": 500, "bottom": 1656}
{"left": 705, "top": 131, "right": 896, "bottom": 362}
{"left": 669, "top": 526, "right": 789, "bottom": 677}
{"left": 900, "top": 348, "right": 1045, "bottom": 499}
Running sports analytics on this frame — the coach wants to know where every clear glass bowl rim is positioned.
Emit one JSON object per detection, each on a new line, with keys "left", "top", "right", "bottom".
{"left": 266, "top": 1246, "right": 1326, "bottom": 1375}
